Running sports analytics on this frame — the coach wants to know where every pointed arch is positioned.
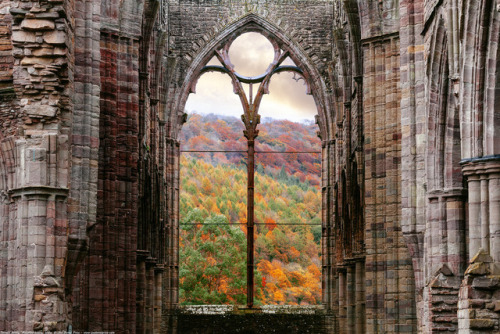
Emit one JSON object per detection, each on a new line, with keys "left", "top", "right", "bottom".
{"left": 460, "top": 0, "right": 498, "bottom": 159}
{"left": 169, "top": 13, "right": 333, "bottom": 141}
{"left": 484, "top": 1, "right": 500, "bottom": 156}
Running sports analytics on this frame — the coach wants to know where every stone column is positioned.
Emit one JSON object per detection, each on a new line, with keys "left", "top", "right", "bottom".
{"left": 154, "top": 266, "right": 164, "bottom": 333}
{"left": 355, "top": 260, "right": 365, "bottom": 334}
{"left": 462, "top": 157, "right": 500, "bottom": 262}
{"left": 338, "top": 269, "right": 346, "bottom": 334}
{"left": 459, "top": 157, "right": 500, "bottom": 333}
{"left": 346, "top": 266, "right": 354, "bottom": 333}
{"left": 146, "top": 257, "right": 156, "bottom": 334}
{"left": 488, "top": 173, "right": 500, "bottom": 262}
{"left": 6, "top": 136, "right": 70, "bottom": 332}
{"left": 136, "top": 250, "right": 148, "bottom": 334}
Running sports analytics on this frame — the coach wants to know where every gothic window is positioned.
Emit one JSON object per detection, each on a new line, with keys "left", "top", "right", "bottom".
{"left": 179, "top": 32, "right": 322, "bottom": 307}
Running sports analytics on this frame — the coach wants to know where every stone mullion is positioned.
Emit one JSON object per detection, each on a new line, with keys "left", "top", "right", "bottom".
{"left": 467, "top": 175, "right": 482, "bottom": 259}
{"left": 136, "top": 251, "right": 148, "bottom": 334}
{"left": 329, "top": 139, "right": 337, "bottom": 315}
{"left": 489, "top": 173, "right": 500, "bottom": 261}
{"left": 363, "top": 39, "right": 376, "bottom": 334}
{"left": 444, "top": 192, "right": 466, "bottom": 275}
{"left": 14, "top": 193, "right": 26, "bottom": 331}
{"left": 164, "top": 139, "right": 173, "bottom": 312}
{"left": 154, "top": 266, "right": 163, "bottom": 333}
{"left": 321, "top": 140, "right": 329, "bottom": 307}
{"left": 374, "top": 41, "right": 386, "bottom": 332}
{"left": 0, "top": 197, "right": 8, "bottom": 329}
{"left": 164, "top": 138, "right": 179, "bottom": 311}
{"left": 346, "top": 265, "right": 355, "bottom": 333}
{"left": 386, "top": 37, "right": 400, "bottom": 333}
{"left": 425, "top": 197, "right": 439, "bottom": 280}
{"left": 173, "top": 140, "right": 180, "bottom": 307}
{"left": 355, "top": 260, "right": 365, "bottom": 334}
{"left": 480, "top": 175, "right": 490, "bottom": 253}
{"left": 145, "top": 258, "right": 155, "bottom": 333}
{"left": 338, "top": 269, "right": 347, "bottom": 333}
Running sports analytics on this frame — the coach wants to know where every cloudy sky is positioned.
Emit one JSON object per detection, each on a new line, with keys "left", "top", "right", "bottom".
{"left": 185, "top": 32, "right": 317, "bottom": 123}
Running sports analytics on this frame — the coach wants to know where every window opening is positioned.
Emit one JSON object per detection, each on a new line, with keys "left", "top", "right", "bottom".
{"left": 180, "top": 31, "right": 321, "bottom": 308}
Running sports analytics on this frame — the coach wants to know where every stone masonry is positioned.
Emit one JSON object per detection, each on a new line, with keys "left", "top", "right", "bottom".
{"left": 0, "top": 0, "right": 498, "bottom": 333}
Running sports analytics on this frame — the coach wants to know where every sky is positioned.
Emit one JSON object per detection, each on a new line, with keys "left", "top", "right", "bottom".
{"left": 185, "top": 32, "right": 318, "bottom": 123}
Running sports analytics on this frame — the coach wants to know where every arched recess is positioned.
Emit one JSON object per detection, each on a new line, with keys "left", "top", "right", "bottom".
{"left": 484, "top": 2, "right": 500, "bottom": 156}
{"left": 0, "top": 137, "right": 12, "bottom": 330}
{"left": 169, "top": 13, "right": 333, "bottom": 142}
{"left": 460, "top": 0, "right": 500, "bottom": 263}
{"left": 460, "top": 0, "right": 498, "bottom": 159}
{"left": 167, "top": 13, "right": 335, "bottom": 308}
{"left": 0, "top": 136, "right": 18, "bottom": 331}
{"left": 422, "top": 16, "right": 466, "bottom": 333}
{"left": 426, "top": 17, "right": 463, "bottom": 197}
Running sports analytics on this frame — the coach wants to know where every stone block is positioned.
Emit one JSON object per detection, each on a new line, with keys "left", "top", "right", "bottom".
{"left": 24, "top": 104, "right": 57, "bottom": 117}
{"left": 21, "top": 57, "right": 55, "bottom": 66}
{"left": 21, "top": 19, "right": 55, "bottom": 31}
{"left": 465, "top": 262, "right": 491, "bottom": 276}
{"left": 34, "top": 294, "right": 46, "bottom": 302}
{"left": 12, "top": 30, "right": 37, "bottom": 43}
{"left": 469, "top": 318, "right": 496, "bottom": 329}
{"left": 472, "top": 277, "right": 500, "bottom": 290}
{"left": 43, "top": 30, "right": 66, "bottom": 45}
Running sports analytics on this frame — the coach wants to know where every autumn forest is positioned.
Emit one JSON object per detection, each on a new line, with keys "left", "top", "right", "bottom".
{"left": 179, "top": 113, "right": 322, "bottom": 306}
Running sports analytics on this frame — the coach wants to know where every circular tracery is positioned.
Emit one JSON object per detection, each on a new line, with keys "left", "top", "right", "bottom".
{"left": 228, "top": 32, "right": 275, "bottom": 77}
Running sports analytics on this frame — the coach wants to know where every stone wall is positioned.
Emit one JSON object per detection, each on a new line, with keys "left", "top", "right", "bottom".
{"left": 0, "top": 0, "right": 74, "bottom": 330}
{"left": 0, "top": 0, "right": 499, "bottom": 333}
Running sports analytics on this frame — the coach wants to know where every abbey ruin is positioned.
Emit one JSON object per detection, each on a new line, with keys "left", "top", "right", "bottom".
{"left": 0, "top": 0, "right": 499, "bottom": 333}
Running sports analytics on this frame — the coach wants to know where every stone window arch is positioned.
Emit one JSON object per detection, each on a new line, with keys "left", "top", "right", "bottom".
{"left": 173, "top": 17, "right": 333, "bottom": 308}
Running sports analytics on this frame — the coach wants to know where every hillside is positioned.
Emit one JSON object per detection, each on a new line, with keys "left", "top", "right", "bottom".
{"left": 180, "top": 113, "right": 322, "bottom": 187}
{"left": 179, "top": 114, "right": 322, "bottom": 305}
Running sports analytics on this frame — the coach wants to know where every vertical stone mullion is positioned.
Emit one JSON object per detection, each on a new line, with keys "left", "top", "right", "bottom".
{"left": 338, "top": 270, "right": 346, "bottom": 333}
{"left": 445, "top": 192, "right": 466, "bottom": 275}
{"left": 321, "top": 140, "right": 328, "bottom": 308}
{"left": 467, "top": 175, "right": 481, "bottom": 259}
{"left": 346, "top": 265, "right": 354, "bottom": 333}
{"left": 480, "top": 175, "right": 490, "bottom": 253}
{"left": 488, "top": 173, "right": 500, "bottom": 261}
{"left": 154, "top": 267, "right": 163, "bottom": 333}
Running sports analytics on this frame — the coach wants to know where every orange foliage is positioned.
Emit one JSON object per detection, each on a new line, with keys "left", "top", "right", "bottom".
{"left": 264, "top": 217, "right": 277, "bottom": 231}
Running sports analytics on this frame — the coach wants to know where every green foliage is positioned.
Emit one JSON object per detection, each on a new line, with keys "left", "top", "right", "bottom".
{"left": 179, "top": 114, "right": 322, "bottom": 306}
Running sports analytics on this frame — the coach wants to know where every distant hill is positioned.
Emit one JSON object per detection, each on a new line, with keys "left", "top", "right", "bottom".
{"left": 180, "top": 113, "right": 321, "bottom": 187}
{"left": 179, "top": 113, "right": 323, "bottom": 306}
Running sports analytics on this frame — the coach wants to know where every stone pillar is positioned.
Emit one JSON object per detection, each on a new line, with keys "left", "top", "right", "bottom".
{"left": 489, "top": 174, "right": 500, "bottom": 262}
{"left": 346, "top": 266, "right": 354, "bottom": 333}
{"left": 423, "top": 189, "right": 466, "bottom": 332}
{"left": 154, "top": 266, "right": 164, "bottom": 333}
{"left": 338, "top": 269, "right": 346, "bottom": 333}
{"left": 146, "top": 257, "right": 156, "bottom": 334}
{"left": 355, "top": 260, "right": 365, "bottom": 334}
{"left": 462, "top": 157, "right": 500, "bottom": 262}
{"left": 136, "top": 251, "right": 148, "bottom": 334}
{"left": 5, "top": 135, "right": 70, "bottom": 332}
{"left": 459, "top": 157, "right": 500, "bottom": 333}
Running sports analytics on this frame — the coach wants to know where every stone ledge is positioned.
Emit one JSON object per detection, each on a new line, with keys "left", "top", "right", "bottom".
{"left": 178, "top": 305, "right": 326, "bottom": 315}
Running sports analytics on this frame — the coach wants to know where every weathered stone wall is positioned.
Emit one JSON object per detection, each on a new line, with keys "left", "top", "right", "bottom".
{"left": 0, "top": 0, "right": 500, "bottom": 333}
{"left": 0, "top": 0, "right": 74, "bottom": 331}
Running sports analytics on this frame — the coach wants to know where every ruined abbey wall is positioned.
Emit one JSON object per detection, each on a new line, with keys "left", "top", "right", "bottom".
{"left": 0, "top": 0, "right": 498, "bottom": 333}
